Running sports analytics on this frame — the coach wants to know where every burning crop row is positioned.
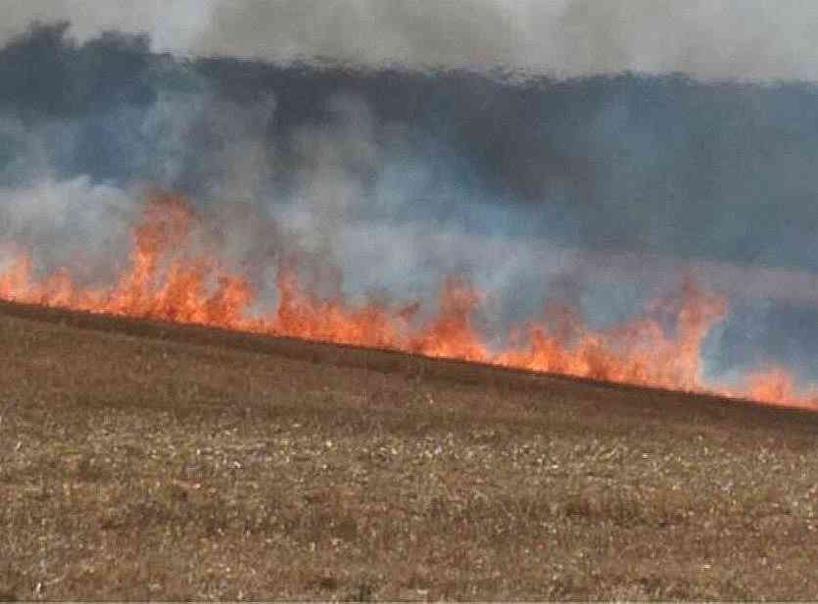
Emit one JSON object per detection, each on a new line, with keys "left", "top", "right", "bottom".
{"left": 1, "top": 193, "right": 814, "bottom": 409}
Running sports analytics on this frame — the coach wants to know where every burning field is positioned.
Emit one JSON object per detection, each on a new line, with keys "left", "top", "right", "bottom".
{"left": 2, "top": 196, "right": 817, "bottom": 599}
{"left": 3, "top": 10, "right": 818, "bottom": 600}
{"left": 0, "top": 193, "right": 814, "bottom": 409}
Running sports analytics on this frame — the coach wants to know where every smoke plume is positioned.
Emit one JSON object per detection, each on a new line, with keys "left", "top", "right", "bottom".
{"left": 5, "top": 1, "right": 818, "bottom": 82}
{"left": 1, "top": 21, "right": 818, "bottom": 397}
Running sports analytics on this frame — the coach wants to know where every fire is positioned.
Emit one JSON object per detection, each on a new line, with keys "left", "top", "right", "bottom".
{"left": 409, "top": 277, "right": 488, "bottom": 362}
{"left": 495, "top": 279, "right": 727, "bottom": 392}
{"left": 1, "top": 193, "right": 815, "bottom": 410}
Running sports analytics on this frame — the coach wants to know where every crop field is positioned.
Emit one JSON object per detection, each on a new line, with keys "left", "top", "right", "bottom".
{"left": 1, "top": 301, "right": 817, "bottom": 600}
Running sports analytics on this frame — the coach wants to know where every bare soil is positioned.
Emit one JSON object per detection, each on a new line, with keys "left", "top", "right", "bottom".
{"left": 1, "top": 301, "right": 817, "bottom": 600}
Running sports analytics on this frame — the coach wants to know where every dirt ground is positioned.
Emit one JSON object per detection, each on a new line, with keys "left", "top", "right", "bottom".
{"left": 1, "top": 301, "right": 817, "bottom": 600}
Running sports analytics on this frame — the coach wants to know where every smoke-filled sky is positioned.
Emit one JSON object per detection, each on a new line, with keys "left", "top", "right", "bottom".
{"left": 4, "top": 0, "right": 818, "bottom": 81}
{"left": 2, "top": 3, "right": 818, "bottom": 391}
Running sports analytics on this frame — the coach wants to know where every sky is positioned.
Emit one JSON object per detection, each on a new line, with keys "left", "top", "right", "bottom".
{"left": 2, "top": 1, "right": 818, "bottom": 389}
{"left": 3, "top": 0, "right": 818, "bottom": 81}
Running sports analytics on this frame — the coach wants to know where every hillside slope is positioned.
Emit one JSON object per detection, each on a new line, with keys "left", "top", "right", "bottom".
{"left": 1, "top": 302, "right": 817, "bottom": 600}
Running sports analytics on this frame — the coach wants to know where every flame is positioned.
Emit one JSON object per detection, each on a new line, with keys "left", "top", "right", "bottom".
{"left": 409, "top": 277, "right": 488, "bottom": 362}
{"left": 494, "top": 279, "right": 728, "bottom": 392}
{"left": 1, "top": 193, "right": 815, "bottom": 410}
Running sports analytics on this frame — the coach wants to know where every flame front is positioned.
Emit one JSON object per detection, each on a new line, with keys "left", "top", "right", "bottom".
{"left": 1, "top": 194, "right": 814, "bottom": 409}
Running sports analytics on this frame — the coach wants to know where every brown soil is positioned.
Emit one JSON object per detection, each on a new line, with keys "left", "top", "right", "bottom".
{"left": 1, "top": 301, "right": 817, "bottom": 600}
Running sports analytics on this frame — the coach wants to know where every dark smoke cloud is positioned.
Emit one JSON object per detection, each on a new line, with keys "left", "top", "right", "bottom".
{"left": 2, "top": 23, "right": 818, "bottom": 386}
{"left": 4, "top": 24, "right": 818, "bottom": 271}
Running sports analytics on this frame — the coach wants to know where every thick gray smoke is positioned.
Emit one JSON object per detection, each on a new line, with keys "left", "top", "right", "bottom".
{"left": 194, "top": 0, "right": 818, "bottom": 81}
{"left": 2, "top": 20, "right": 818, "bottom": 391}
{"left": 4, "top": 1, "right": 818, "bottom": 81}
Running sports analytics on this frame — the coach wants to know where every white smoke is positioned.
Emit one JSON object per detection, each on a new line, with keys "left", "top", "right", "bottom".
{"left": 4, "top": 0, "right": 818, "bottom": 82}
{"left": 0, "top": 176, "right": 137, "bottom": 283}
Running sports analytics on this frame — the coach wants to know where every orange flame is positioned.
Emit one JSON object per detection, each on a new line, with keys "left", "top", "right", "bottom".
{"left": 1, "top": 194, "right": 815, "bottom": 410}
{"left": 495, "top": 279, "right": 728, "bottom": 392}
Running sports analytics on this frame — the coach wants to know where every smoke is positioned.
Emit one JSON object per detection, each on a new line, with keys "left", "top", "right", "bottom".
{"left": 5, "top": 1, "right": 818, "bottom": 82}
{"left": 6, "top": 22, "right": 818, "bottom": 279}
{"left": 193, "top": 0, "right": 818, "bottom": 82}
{"left": 3, "top": 22, "right": 818, "bottom": 389}
{"left": 0, "top": 177, "right": 138, "bottom": 284}
{"left": 0, "top": 0, "right": 210, "bottom": 55}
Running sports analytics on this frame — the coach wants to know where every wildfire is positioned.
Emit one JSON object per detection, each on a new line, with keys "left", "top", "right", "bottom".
{"left": 1, "top": 193, "right": 814, "bottom": 410}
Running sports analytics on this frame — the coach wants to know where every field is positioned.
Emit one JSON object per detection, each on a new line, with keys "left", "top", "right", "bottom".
{"left": 1, "top": 301, "right": 817, "bottom": 600}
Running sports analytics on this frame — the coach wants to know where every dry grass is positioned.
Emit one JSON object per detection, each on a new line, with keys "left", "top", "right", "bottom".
{"left": 1, "top": 301, "right": 817, "bottom": 600}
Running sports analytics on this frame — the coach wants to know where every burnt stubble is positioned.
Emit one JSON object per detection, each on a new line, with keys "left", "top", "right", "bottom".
{"left": 1, "top": 302, "right": 816, "bottom": 600}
